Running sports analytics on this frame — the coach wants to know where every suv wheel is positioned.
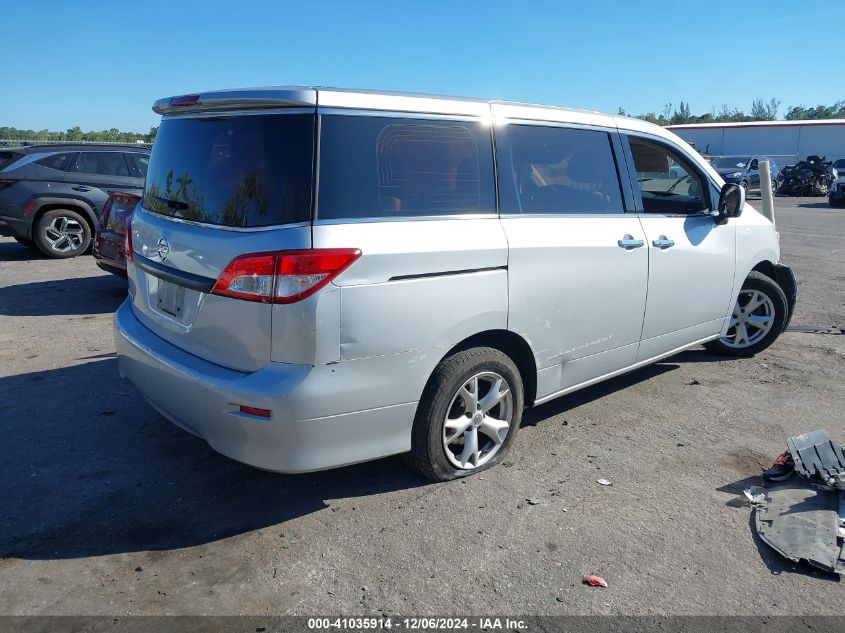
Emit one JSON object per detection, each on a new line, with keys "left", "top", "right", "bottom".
{"left": 34, "top": 209, "right": 91, "bottom": 259}
{"left": 404, "top": 347, "right": 524, "bottom": 481}
{"left": 704, "top": 271, "right": 788, "bottom": 357}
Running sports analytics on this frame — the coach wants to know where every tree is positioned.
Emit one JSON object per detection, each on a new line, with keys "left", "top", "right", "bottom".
{"left": 785, "top": 100, "right": 845, "bottom": 120}
{"left": 751, "top": 98, "right": 780, "bottom": 121}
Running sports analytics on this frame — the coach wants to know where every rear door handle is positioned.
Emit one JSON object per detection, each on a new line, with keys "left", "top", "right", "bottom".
{"left": 618, "top": 235, "right": 644, "bottom": 249}
{"left": 652, "top": 235, "right": 675, "bottom": 249}
{"left": 72, "top": 186, "right": 91, "bottom": 192}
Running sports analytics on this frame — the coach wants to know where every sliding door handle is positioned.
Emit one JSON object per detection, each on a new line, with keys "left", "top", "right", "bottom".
{"left": 618, "top": 235, "right": 644, "bottom": 249}
{"left": 652, "top": 236, "right": 675, "bottom": 249}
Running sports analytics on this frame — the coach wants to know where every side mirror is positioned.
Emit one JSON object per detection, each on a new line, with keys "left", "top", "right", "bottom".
{"left": 717, "top": 183, "right": 745, "bottom": 221}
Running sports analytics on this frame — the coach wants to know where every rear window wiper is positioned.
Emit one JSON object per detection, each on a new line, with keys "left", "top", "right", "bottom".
{"left": 147, "top": 195, "right": 189, "bottom": 211}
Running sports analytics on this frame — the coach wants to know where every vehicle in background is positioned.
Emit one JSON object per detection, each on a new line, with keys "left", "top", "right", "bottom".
{"left": 93, "top": 191, "right": 141, "bottom": 276}
{"left": 710, "top": 155, "right": 779, "bottom": 197}
{"left": 780, "top": 155, "right": 832, "bottom": 197}
{"left": 114, "top": 86, "right": 796, "bottom": 482}
{"left": 0, "top": 144, "right": 149, "bottom": 258}
{"left": 829, "top": 159, "right": 845, "bottom": 207}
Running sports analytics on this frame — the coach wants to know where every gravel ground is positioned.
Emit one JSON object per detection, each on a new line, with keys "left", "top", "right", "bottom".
{"left": 0, "top": 197, "right": 843, "bottom": 616}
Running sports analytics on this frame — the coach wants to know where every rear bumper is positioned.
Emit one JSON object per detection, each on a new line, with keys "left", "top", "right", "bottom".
{"left": 93, "top": 230, "right": 128, "bottom": 276}
{"left": 0, "top": 215, "right": 31, "bottom": 240}
{"left": 114, "top": 299, "right": 418, "bottom": 472}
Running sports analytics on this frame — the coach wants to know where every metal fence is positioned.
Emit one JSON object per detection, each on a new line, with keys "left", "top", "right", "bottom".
{"left": 0, "top": 139, "right": 152, "bottom": 149}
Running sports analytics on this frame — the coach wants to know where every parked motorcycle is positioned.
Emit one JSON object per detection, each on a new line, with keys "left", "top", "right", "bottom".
{"left": 779, "top": 155, "right": 833, "bottom": 196}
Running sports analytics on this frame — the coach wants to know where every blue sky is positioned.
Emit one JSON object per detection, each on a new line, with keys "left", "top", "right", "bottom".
{"left": 2, "top": 0, "right": 842, "bottom": 132}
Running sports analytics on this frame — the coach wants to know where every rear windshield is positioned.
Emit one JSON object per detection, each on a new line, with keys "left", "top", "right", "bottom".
{"left": 143, "top": 113, "right": 314, "bottom": 227}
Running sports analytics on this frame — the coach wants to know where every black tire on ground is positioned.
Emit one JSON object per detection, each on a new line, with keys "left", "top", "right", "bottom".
{"left": 13, "top": 235, "right": 36, "bottom": 248}
{"left": 403, "top": 347, "right": 524, "bottom": 481}
{"left": 704, "top": 271, "right": 789, "bottom": 357}
{"left": 33, "top": 208, "right": 91, "bottom": 259}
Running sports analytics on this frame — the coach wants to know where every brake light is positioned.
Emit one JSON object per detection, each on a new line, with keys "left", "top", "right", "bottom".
{"left": 124, "top": 215, "right": 134, "bottom": 262}
{"left": 170, "top": 94, "right": 200, "bottom": 107}
{"left": 211, "top": 249, "right": 361, "bottom": 304}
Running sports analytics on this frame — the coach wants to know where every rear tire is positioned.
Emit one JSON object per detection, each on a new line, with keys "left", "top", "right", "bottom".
{"left": 33, "top": 208, "right": 91, "bottom": 259}
{"left": 704, "top": 271, "right": 788, "bottom": 357}
{"left": 403, "top": 347, "right": 524, "bottom": 481}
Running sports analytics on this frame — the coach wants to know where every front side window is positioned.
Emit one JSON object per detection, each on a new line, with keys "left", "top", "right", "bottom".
{"left": 318, "top": 115, "right": 495, "bottom": 220}
{"left": 497, "top": 124, "right": 624, "bottom": 214}
{"left": 68, "top": 152, "right": 130, "bottom": 177}
{"left": 628, "top": 137, "right": 708, "bottom": 214}
{"left": 143, "top": 113, "right": 314, "bottom": 227}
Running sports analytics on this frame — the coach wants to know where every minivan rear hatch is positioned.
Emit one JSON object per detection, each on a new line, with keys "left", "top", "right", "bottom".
{"left": 128, "top": 111, "right": 315, "bottom": 372}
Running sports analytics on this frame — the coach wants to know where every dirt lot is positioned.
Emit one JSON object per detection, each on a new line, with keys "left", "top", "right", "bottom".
{"left": 0, "top": 198, "right": 843, "bottom": 616}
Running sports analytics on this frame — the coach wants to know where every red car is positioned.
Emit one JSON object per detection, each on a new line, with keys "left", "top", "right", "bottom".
{"left": 93, "top": 191, "right": 141, "bottom": 276}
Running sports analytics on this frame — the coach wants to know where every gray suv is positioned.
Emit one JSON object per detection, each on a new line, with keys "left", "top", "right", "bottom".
{"left": 115, "top": 87, "right": 794, "bottom": 481}
{"left": 0, "top": 144, "right": 149, "bottom": 258}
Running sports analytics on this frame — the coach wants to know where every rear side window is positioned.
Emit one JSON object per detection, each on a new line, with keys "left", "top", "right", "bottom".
{"left": 497, "top": 125, "right": 624, "bottom": 214}
{"left": 143, "top": 113, "right": 314, "bottom": 227}
{"left": 34, "top": 152, "right": 75, "bottom": 171}
{"left": 318, "top": 115, "right": 495, "bottom": 220}
{"left": 69, "top": 152, "right": 130, "bottom": 176}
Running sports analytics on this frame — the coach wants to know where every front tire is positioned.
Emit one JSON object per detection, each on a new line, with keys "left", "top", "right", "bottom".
{"left": 404, "top": 347, "right": 524, "bottom": 481}
{"left": 34, "top": 208, "right": 91, "bottom": 259}
{"left": 704, "top": 271, "right": 788, "bottom": 357}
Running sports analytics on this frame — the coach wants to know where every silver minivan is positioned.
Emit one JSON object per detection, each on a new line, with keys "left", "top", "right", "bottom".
{"left": 115, "top": 86, "right": 796, "bottom": 481}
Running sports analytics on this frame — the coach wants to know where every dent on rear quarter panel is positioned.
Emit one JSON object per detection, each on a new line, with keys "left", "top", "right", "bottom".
{"left": 270, "top": 285, "right": 341, "bottom": 365}
{"left": 338, "top": 270, "right": 508, "bottom": 360}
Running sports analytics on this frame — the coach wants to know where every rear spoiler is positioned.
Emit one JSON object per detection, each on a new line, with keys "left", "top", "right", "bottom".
{"left": 152, "top": 87, "right": 317, "bottom": 115}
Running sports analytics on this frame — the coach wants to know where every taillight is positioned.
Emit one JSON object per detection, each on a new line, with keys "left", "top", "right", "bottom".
{"left": 100, "top": 197, "right": 113, "bottom": 229}
{"left": 124, "top": 215, "right": 134, "bottom": 262}
{"left": 211, "top": 249, "right": 361, "bottom": 304}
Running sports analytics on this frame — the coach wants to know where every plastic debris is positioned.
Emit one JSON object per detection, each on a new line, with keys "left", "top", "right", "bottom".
{"left": 743, "top": 487, "right": 765, "bottom": 503}
{"left": 583, "top": 575, "right": 608, "bottom": 588}
{"left": 596, "top": 479, "right": 612, "bottom": 486}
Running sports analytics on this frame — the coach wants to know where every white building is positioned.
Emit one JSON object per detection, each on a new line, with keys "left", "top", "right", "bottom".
{"left": 667, "top": 119, "right": 845, "bottom": 168}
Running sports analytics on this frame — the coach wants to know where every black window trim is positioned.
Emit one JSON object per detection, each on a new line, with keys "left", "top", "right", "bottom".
{"left": 313, "top": 109, "right": 499, "bottom": 224}
{"left": 493, "top": 118, "right": 633, "bottom": 218}
{"left": 620, "top": 130, "right": 717, "bottom": 217}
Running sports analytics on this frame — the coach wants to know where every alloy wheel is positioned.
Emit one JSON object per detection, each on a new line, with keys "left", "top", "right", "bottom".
{"left": 43, "top": 215, "right": 85, "bottom": 253}
{"left": 442, "top": 371, "right": 514, "bottom": 470}
{"left": 720, "top": 289, "right": 776, "bottom": 348}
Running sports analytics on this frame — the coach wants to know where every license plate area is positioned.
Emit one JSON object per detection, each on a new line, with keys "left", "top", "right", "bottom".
{"left": 156, "top": 280, "right": 186, "bottom": 318}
